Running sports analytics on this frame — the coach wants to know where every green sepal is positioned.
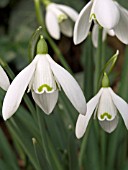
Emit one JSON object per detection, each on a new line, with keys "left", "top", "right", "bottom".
{"left": 36, "top": 36, "right": 48, "bottom": 54}
{"left": 102, "top": 72, "right": 109, "bottom": 87}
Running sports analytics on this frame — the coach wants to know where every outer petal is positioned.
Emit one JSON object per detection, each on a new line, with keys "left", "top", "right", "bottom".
{"left": 75, "top": 88, "right": 103, "bottom": 139}
{"left": 114, "top": 3, "right": 128, "bottom": 44}
{"left": 2, "top": 59, "right": 37, "bottom": 120}
{"left": 60, "top": 19, "right": 73, "bottom": 37}
{"left": 73, "top": 1, "right": 93, "bottom": 44}
{"left": 93, "top": 0, "right": 120, "bottom": 29}
{"left": 45, "top": 10, "right": 60, "bottom": 40}
{"left": 56, "top": 4, "right": 78, "bottom": 21}
{"left": 109, "top": 88, "right": 128, "bottom": 129}
{"left": 32, "top": 90, "right": 58, "bottom": 114}
{"left": 47, "top": 54, "right": 86, "bottom": 115}
{"left": 0, "top": 66, "right": 10, "bottom": 91}
{"left": 99, "top": 116, "right": 119, "bottom": 133}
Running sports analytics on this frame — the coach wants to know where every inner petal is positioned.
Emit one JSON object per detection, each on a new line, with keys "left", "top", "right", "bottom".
{"left": 32, "top": 55, "right": 57, "bottom": 94}
{"left": 97, "top": 88, "right": 117, "bottom": 121}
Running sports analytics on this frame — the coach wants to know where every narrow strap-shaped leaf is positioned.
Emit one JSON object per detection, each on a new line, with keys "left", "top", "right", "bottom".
{"left": 32, "top": 138, "right": 52, "bottom": 170}
{"left": 68, "top": 132, "right": 79, "bottom": 170}
{"left": 0, "top": 129, "right": 20, "bottom": 170}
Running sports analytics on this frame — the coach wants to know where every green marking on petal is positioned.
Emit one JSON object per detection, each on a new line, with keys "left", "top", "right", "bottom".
{"left": 38, "top": 84, "right": 53, "bottom": 92}
{"left": 100, "top": 113, "right": 112, "bottom": 120}
{"left": 58, "top": 14, "right": 67, "bottom": 23}
{"left": 90, "top": 13, "right": 96, "bottom": 21}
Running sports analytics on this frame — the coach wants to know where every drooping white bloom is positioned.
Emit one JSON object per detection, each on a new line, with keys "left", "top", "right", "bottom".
{"left": 45, "top": 3, "right": 78, "bottom": 39}
{"left": 92, "top": 24, "right": 115, "bottom": 48}
{"left": 74, "top": 0, "right": 128, "bottom": 45}
{"left": 76, "top": 87, "right": 128, "bottom": 139}
{"left": 113, "top": 2, "right": 128, "bottom": 44}
{"left": 0, "top": 66, "right": 10, "bottom": 91}
{"left": 2, "top": 54, "right": 86, "bottom": 120}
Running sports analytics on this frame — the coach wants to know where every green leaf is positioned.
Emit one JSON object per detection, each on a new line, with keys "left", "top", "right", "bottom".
{"left": 0, "top": 128, "right": 20, "bottom": 170}
{"left": 119, "top": 47, "right": 128, "bottom": 100}
{"left": 32, "top": 138, "right": 52, "bottom": 170}
{"left": 68, "top": 132, "right": 79, "bottom": 170}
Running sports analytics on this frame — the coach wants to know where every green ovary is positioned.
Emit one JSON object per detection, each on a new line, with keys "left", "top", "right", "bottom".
{"left": 38, "top": 84, "right": 53, "bottom": 92}
{"left": 58, "top": 14, "right": 67, "bottom": 23}
{"left": 90, "top": 13, "right": 96, "bottom": 21}
{"left": 100, "top": 113, "right": 112, "bottom": 120}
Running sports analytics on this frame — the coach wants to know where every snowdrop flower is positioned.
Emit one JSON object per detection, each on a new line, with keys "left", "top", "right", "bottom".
{"left": 2, "top": 37, "right": 86, "bottom": 121}
{"left": 92, "top": 24, "right": 115, "bottom": 48}
{"left": 0, "top": 65, "right": 10, "bottom": 91}
{"left": 113, "top": 2, "right": 128, "bottom": 44}
{"left": 74, "top": 0, "right": 128, "bottom": 45}
{"left": 76, "top": 73, "right": 128, "bottom": 139}
{"left": 45, "top": 3, "right": 78, "bottom": 39}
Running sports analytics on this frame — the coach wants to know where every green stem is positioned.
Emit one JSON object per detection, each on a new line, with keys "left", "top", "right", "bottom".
{"left": 101, "top": 40, "right": 106, "bottom": 68}
{"left": 79, "top": 122, "right": 91, "bottom": 167}
{"left": 34, "top": 0, "right": 45, "bottom": 29}
{"left": 32, "top": 138, "right": 42, "bottom": 170}
{"left": 34, "top": 0, "right": 72, "bottom": 73}
{"left": 100, "top": 130, "right": 106, "bottom": 170}
{"left": 36, "top": 105, "right": 51, "bottom": 165}
{"left": 94, "top": 27, "right": 103, "bottom": 93}
{"left": 84, "top": 34, "right": 94, "bottom": 100}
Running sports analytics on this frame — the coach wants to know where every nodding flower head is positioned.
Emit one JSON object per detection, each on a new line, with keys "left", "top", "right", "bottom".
{"left": 74, "top": 0, "right": 128, "bottom": 45}
{"left": 45, "top": 3, "right": 78, "bottom": 39}
{"left": 2, "top": 38, "right": 86, "bottom": 120}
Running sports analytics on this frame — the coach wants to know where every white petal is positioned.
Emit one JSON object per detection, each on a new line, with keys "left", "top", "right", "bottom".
{"left": 45, "top": 10, "right": 60, "bottom": 40}
{"left": 114, "top": 3, "right": 128, "bottom": 44}
{"left": 60, "top": 19, "right": 73, "bottom": 37}
{"left": 107, "top": 29, "right": 115, "bottom": 36}
{"left": 47, "top": 54, "right": 86, "bottom": 115}
{"left": 73, "top": 1, "right": 92, "bottom": 44}
{"left": 92, "top": 24, "right": 99, "bottom": 48}
{"left": 93, "top": 0, "right": 120, "bottom": 29}
{"left": 109, "top": 88, "right": 128, "bottom": 129}
{"left": 56, "top": 4, "right": 78, "bottom": 21}
{"left": 99, "top": 116, "right": 119, "bottom": 133}
{"left": 32, "top": 90, "right": 58, "bottom": 114}
{"left": 2, "top": 59, "right": 37, "bottom": 120}
{"left": 97, "top": 88, "right": 117, "bottom": 121}
{"left": 75, "top": 88, "right": 103, "bottom": 138}
{"left": 32, "top": 55, "right": 56, "bottom": 94}
{"left": 0, "top": 66, "right": 10, "bottom": 91}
